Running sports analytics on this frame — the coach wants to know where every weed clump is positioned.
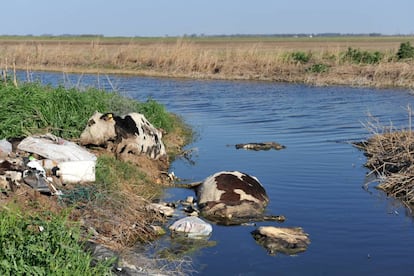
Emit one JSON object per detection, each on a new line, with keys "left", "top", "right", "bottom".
{"left": 306, "top": 63, "right": 329, "bottom": 73}
{"left": 396, "top": 41, "right": 414, "bottom": 60}
{"left": 342, "top": 47, "right": 383, "bottom": 64}
{"left": 289, "top": 51, "right": 311, "bottom": 64}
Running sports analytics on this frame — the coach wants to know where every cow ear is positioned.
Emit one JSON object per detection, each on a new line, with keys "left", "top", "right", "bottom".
{"left": 101, "top": 113, "right": 114, "bottom": 121}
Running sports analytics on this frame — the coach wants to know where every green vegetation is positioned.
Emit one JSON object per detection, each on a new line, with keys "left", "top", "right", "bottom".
{"left": 0, "top": 81, "right": 174, "bottom": 139}
{"left": 396, "top": 41, "right": 414, "bottom": 60}
{"left": 289, "top": 51, "right": 311, "bottom": 64}
{"left": 95, "top": 154, "right": 162, "bottom": 199}
{"left": 342, "top": 47, "right": 383, "bottom": 64}
{"left": 306, "top": 63, "right": 329, "bottom": 73}
{"left": 0, "top": 79, "right": 190, "bottom": 271}
{"left": 139, "top": 99, "right": 174, "bottom": 133}
{"left": 0, "top": 207, "right": 112, "bottom": 275}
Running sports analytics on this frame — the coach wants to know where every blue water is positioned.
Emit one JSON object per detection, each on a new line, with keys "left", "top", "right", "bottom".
{"left": 19, "top": 72, "right": 414, "bottom": 275}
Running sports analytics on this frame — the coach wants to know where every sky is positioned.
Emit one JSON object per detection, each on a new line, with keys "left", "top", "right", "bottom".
{"left": 3, "top": 0, "right": 414, "bottom": 37}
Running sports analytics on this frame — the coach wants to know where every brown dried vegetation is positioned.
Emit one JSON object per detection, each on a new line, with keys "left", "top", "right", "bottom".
{"left": 355, "top": 111, "right": 414, "bottom": 211}
{"left": 1, "top": 36, "right": 414, "bottom": 88}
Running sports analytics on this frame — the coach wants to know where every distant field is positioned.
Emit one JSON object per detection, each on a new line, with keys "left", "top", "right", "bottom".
{"left": 0, "top": 35, "right": 412, "bottom": 51}
{"left": 1, "top": 35, "right": 414, "bottom": 88}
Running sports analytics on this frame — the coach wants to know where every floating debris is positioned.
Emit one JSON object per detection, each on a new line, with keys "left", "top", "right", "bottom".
{"left": 235, "top": 142, "right": 286, "bottom": 151}
{"left": 169, "top": 216, "right": 213, "bottom": 238}
{"left": 251, "top": 226, "right": 310, "bottom": 255}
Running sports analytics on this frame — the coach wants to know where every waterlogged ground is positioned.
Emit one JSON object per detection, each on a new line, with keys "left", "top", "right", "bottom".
{"left": 20, "top": 72, "right": 414, "bottom": 276}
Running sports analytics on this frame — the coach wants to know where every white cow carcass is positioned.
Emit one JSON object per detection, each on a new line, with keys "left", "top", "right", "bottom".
{"left": 80, "top": 111, "right": 166, "bottom": 160}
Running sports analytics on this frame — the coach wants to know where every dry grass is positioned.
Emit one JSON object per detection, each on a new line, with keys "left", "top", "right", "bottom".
{"left": 72, "top": 182, "right": 165, "bottom": 251}
{"left": 355, "top": 109, "right": 414, "bottom": 210}
{"left": 1, "top": 36, "right": 414, "bottom": 88}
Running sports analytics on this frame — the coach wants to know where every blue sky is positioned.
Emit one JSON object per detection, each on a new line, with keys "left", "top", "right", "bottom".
{"left": 4, "top": 0, "right": 413, "bottom": 37}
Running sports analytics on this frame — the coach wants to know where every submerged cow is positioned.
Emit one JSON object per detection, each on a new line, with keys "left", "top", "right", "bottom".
{"left": 195, "top": 171, "right": 283, "bottom": 225}
{"left": 80, "top": 111, "right": 166, "bottom": 160}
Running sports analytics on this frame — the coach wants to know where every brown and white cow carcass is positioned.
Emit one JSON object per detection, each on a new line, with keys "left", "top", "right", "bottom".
{"left": 195, "top": 171, "right": 283, "bottom": 225}
{"left": 80, "top": 112, "right": 166, "bottom": 160}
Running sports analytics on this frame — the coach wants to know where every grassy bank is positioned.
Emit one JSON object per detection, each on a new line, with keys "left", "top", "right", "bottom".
{"left": 0, "top": 79, "right": 191, "bottom": 272}
{"left": 0, "top": 81, "right": 175, "bottom": 139}
{"left": 0, "top": 207, "right": 113, "bottom": 275}
{"left": 1, "top": 35, "right": 414, "bottom": 88}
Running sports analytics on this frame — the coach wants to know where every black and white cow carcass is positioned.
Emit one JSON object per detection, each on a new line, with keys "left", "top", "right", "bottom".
{"left": 195, "top": 171, "right": 283, "bottom": 225}
{"left": 80, "top": 111, "right": 166, "bottom": 160}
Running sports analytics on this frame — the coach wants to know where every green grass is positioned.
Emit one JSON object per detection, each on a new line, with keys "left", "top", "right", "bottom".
{"left": 0, "top": 206, "right": 113, "bottom": 275}
{"left": 0, "top": 79, "right": 190, "bottom": 272}
{"left": 0, "top": 81, "right": 174, "bottom": 139}
{"left": 94, "top": 154, "right": 162, "bottom": 199}
{"left": 93, "top": 154, "right": 164, "bottom": 207}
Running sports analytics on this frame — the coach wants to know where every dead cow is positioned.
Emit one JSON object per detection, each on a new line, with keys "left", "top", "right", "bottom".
{"left": 196, "top": 171, "right": 270, "bottom": 225}
{"left": 80, "top": 111, "right": 166, "bottom": 160}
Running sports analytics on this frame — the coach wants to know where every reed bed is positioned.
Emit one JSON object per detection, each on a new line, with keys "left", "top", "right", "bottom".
{"left": 355, "top": 111, "right": 414, "bottom": 211}
{"left": 1, "top": 36, "right": 414, "bottom": 88}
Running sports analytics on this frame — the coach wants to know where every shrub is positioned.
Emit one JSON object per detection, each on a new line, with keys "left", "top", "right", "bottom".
{"left": 343, "top": 47, "right": 383, "bottom": 64}
{"left": 290, "top": 51, "right": 311, "bottom": 64}
{"left": 396, "top": 41, "right": 414, "bottom": 60}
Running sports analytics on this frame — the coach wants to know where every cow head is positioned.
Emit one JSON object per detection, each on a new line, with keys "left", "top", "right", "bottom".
{"left": 80, "top": 112, "right": 117, "bottom": 146}
{"left": 80, "top": 111, "right": 167, "bottom": 160}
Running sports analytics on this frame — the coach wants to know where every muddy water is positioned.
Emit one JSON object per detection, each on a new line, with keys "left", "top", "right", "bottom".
{"left": 25, "top": 72, "right": 414, "bottom": 276}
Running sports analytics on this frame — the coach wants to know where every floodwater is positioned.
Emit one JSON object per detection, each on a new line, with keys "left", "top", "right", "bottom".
{"left": 21, "top": 72, "right": 414, "bottom": 275}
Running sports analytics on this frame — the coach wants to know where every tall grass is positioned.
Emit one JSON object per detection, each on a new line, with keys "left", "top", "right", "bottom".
{"left": 0, "top": 206, "right": 112, "bottom": 275}
{"left": 0, "top": 81, "right": 174, "bottom": 139}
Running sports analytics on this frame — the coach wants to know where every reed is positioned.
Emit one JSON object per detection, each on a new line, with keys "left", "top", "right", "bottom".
{"left": 355, "top": 108, "right": 414, "bottom": 211}
{"left": 1, "top": 36, "right": 413, "bottom": 88}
